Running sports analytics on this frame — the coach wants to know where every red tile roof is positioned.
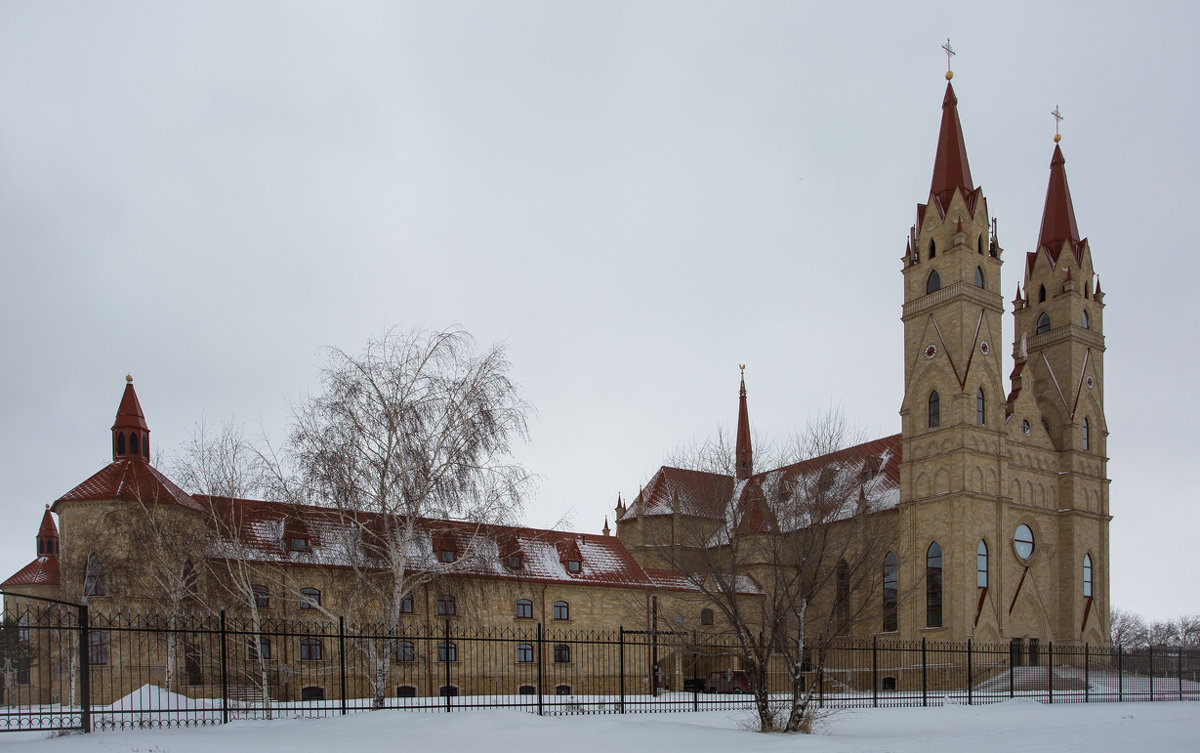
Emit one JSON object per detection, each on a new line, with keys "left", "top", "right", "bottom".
{"left": 622, "top": 434, "right": 903, "bottom": 531}
{"left": 54, "top": 457, "right": 205, "bottom": 512}
{"left": 2, "top": 556, "right": 60, "bottom": 587}
{"left": 929, "top": 82, "right": 974, "bottom": 208}
{"left": 198, "top": 495, "right": 723, "bottom": 592}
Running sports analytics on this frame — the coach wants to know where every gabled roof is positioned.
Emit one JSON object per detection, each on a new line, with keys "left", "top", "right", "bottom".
{"left": 55, "top": 457, "right": 205, "bottom": 512}
{"left": 2, "top": 556, "right": 60, "bottom": 587}
{"left": 622, "top": 434, "right": 903, "bottom": 531}
{"left": 200, "top": 495, "right": 698, "bottom": 591}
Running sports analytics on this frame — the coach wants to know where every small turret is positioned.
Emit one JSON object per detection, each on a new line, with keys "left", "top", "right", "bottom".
{"left": 112, "top": 375, "right": 150, "bottom": 461}
{"left": 36, "top": 504, "right": 59, "bottom": 557}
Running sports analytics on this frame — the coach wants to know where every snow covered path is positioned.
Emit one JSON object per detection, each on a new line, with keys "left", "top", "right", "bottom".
{"left": 1, "top": 700, "right": 1197, "bottom": 753}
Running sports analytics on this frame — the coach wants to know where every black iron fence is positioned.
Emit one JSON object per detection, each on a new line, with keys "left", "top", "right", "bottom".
{"left": 2, "top": 593, "right": 1198, "bottom": 733}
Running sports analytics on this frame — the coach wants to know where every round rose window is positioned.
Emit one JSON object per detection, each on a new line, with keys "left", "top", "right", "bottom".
{"left": 1014, "top": 524, "right": 1035, "bottom": 560}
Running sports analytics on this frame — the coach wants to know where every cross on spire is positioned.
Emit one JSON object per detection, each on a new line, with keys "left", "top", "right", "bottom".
{"left": 1051, "top": 105, "right": 1064, "bottom": 143}
{"left": 942, "top": 38, "right": 956, "bottom": 79}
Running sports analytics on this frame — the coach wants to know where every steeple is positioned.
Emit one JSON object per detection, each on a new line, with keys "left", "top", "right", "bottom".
{"left": 735, "top": 365, "right": 753, "bottom": 480}
{"left": 928, "top": 82, "right": 975, "bottom": 208}
{"left": 112, "top": 375, "right": 151, "bottom": 461}
{"left": 37, "top": 504, "right": 59, "bottom": 557}
{"left": 1036, "top": 143, "right": 1084, "bottom": 265}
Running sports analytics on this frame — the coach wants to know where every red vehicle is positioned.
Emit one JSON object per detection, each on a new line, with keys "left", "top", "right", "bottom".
{"left": 703, "top": 670, "right": 752, "bottom": 693}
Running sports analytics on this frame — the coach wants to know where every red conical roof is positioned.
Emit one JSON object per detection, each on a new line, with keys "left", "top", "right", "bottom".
{"left": 929, "top": 82, "right": 975, "bottom": 206}
{"left": 112, "top": 378, "right": 149, "bottom": 432}
{"left": 736, "top": 371, "right": 753, "bottom": 480}
{"left": 1037, "top": 144, "right": 1083, "bottom": 264}
{"left": 37, "top": 507, "right": 58, "bottom": 542}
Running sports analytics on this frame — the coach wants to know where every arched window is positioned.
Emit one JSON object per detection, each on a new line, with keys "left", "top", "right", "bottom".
{"left": 1038, "top": 285, "right": 1046, "bottom": 303}
{"left": 928, "top": 239, "right": 936, "bottom": 259}
{"left": 882, "top": 552, "right": 898, "bottom": 632}
{"left": 517, "top": 643, "right": 534, "bottom": 663}
{"left": 437, "top": 595, "right": 456, "bottom": 616}
{"left": 399, "top": 594, "right": 413, "bottom": 614}
{"left": 926, "top": 269, "right": 941, "bottom": 294}
{"left": 438, "top": 641, "right": 456, "bottom": 662}
{"left": 555, "top": 684, "right": 572, "bottom": 696}
{"left": 249, "top": 636, "right": 271, "bottom": 660}
{"left": 116, "top": 433, "right": 126, "bottom": 455}
{"left": 928, "top": 391, "right": 940, "bottom": 429}
{"left": 518, "top": 685, "right": 536, "bottom": 696}
{"left": 974, "top": 266, "right": 984, "bottom": 287}
{"left": 978, "top": 235, "right": 984, "bottom": 254}
{"left": 300, "top": 587, "right": 320, "bottom": 609}
{"left": 553, "top": 644, "right": 570, "bottom": 663}
{"left": 397, "top": 685, "right": 417, "bottom": 698}
{"left": 835, "top": 560, "right": 850, "bottom": 634}
{"left": 129, "top": 433, "right": 140, "bottom": 456}
{"left": 700, "top": 608, "right": 714, "bottom": 626}
{"left": 1083, "top": 554, "right": 1093, "bottom": 598}
{"left": 300, "top": 638, "right": 322, "bottom": 661}
{"left": 552, "top": 601, "right": 569, "bottom": 620}
{"left": 1081, "top": 310, "right": 1090, "bottom": 329}
{"left": 1082, "top": 417, "right": 1091, "bottom": 452}
{"left": 439, "top": 685, "right": 459, "bottom": 697}
{"left": 253, "top": 584, "right": 269, "bottom": 608}
{"left": 1036, "top": 313, "right": 1051, "bottom": 334}
{"left": 926, "top": 541, "right": 943, "bottom": 628}
{"left": 85, "top": 554, "right": 106, "bottom": 597}
{"left": 976, "top": 388, "right": 986, "bottom": 425}
{"left": 977, "top": 540, "right": 988, "bottom": 588}
{"left": 395, "top": 640, "right": 415, "bottom": 662}
{"left": 515, "top": 599, "right": 533, "bottom": 619}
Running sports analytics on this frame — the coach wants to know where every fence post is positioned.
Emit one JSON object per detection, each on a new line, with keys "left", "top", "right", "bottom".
{"left": 691, "top": 628, "right": 700, "bottom": 709}
{"left": 872, "top": 635, "right": 878, "bottom": 708}
{"left": 536, "top": 621, "right": 544, "bottom": 716}
{"left": 1179, "top": 646, "right": 1184, "bottom": 702}
{"left": 818, "top": 641, "right": 825, "bottom": 709}
{"left": 78, "top": 598, "right": 91, "bottom": 734}
{"left": 1047, "top": 641, "right": 1053, "bottom": 704}
{"left": 338, "top": 615, "right": 347, "bottom": 715}
{"left": 1149, "top": 646, "right": 1154, "bottom": 702}
{"left": 967, "top": 638, "right": 972, "bottom": 706}
{"left": 921, "top": 637, "right": 927, "bottom": 708}
{"left": 1009, "top": 640, "right": 1014, "bottom": 699}
{"left": 1084, "top": 643, "right": 1089, "bottom": 703}
{"left": 220, "top": 609, "right": 229, "bottom": 724}
{"left": 444, "top": 619, "right": 453, "bottom": 713}
{"left": 618, "top": 626, "right": 625, "bottom": 714}
{"left": 1118, "top": 645, "right": 1123, "bottom": 702}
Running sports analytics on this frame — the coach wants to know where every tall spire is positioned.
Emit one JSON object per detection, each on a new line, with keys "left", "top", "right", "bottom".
{"left": 1036, "top": 143, "right": 1082, "bottom": 263}
{"left": 928, "top": 82, "right": 975, "bottom": 207}
{"left": 112, "top": 375, "right": 151, "bottom": 461}
{"left": 735, "top": 365, "right": 753, "bottom": 480}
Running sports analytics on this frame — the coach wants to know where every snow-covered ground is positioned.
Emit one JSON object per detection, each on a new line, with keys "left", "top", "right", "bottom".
{"left": 1, "top": 700, "right": 1197, "bottom": 753}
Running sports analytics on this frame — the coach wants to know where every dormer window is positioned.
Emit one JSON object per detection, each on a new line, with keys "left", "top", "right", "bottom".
{"left": 433, "top": 531, "right": 458, "bottom": 564}
{"left": 440, "top": 549, "right": 456, "bottom": 563}
{"left": 288, "top": 537, "right": 309, "bottom": 552}
{"left": 506, "top": 554, "right": 523, "bottom": 570}
{"left": 566, "top": 560, "right": 581, "bottom": 574}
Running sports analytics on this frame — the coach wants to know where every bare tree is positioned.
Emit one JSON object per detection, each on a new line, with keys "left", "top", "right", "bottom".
{"left": 168, "top": 418, "right": 282, "bottom": 712}
{"left": 655, "top": 408, "right": 900, "bottom": 732}
{"left": 1108, "top": 606, "right": 1149, "bottom": 647}
{"left": 271, "top": 326, "right": 532, "bottom": 709}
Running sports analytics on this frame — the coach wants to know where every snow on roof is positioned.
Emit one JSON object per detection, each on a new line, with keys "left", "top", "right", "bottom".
{"left": 55, "top": 457, "right": 205, "bottom": 512}
{"left": 199, "top": 495, "right": 702, "bottom": 591}
{"left": 2, "top": 555, "right": 61, "bottom": 587}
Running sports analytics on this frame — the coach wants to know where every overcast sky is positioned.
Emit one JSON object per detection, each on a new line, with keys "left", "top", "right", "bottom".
{"left": 2, "top": 2, "right": 1196, "bottom": 622}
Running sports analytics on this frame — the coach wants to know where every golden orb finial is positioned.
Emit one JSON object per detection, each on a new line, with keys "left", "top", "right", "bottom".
{"left": 1054, "top": 133, "right": 1062, "bottom": 143}
{"left": 945, "top": 70, "right": 953, "bottom": 80}
{"left": 739, "top": 364, "right": 746, "bottom": 376}
{"left": 45, "top": 503, "right": 50, "bottom": 509}
{"left": 126, "top": 374, "right": 133, "bottom": 383}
